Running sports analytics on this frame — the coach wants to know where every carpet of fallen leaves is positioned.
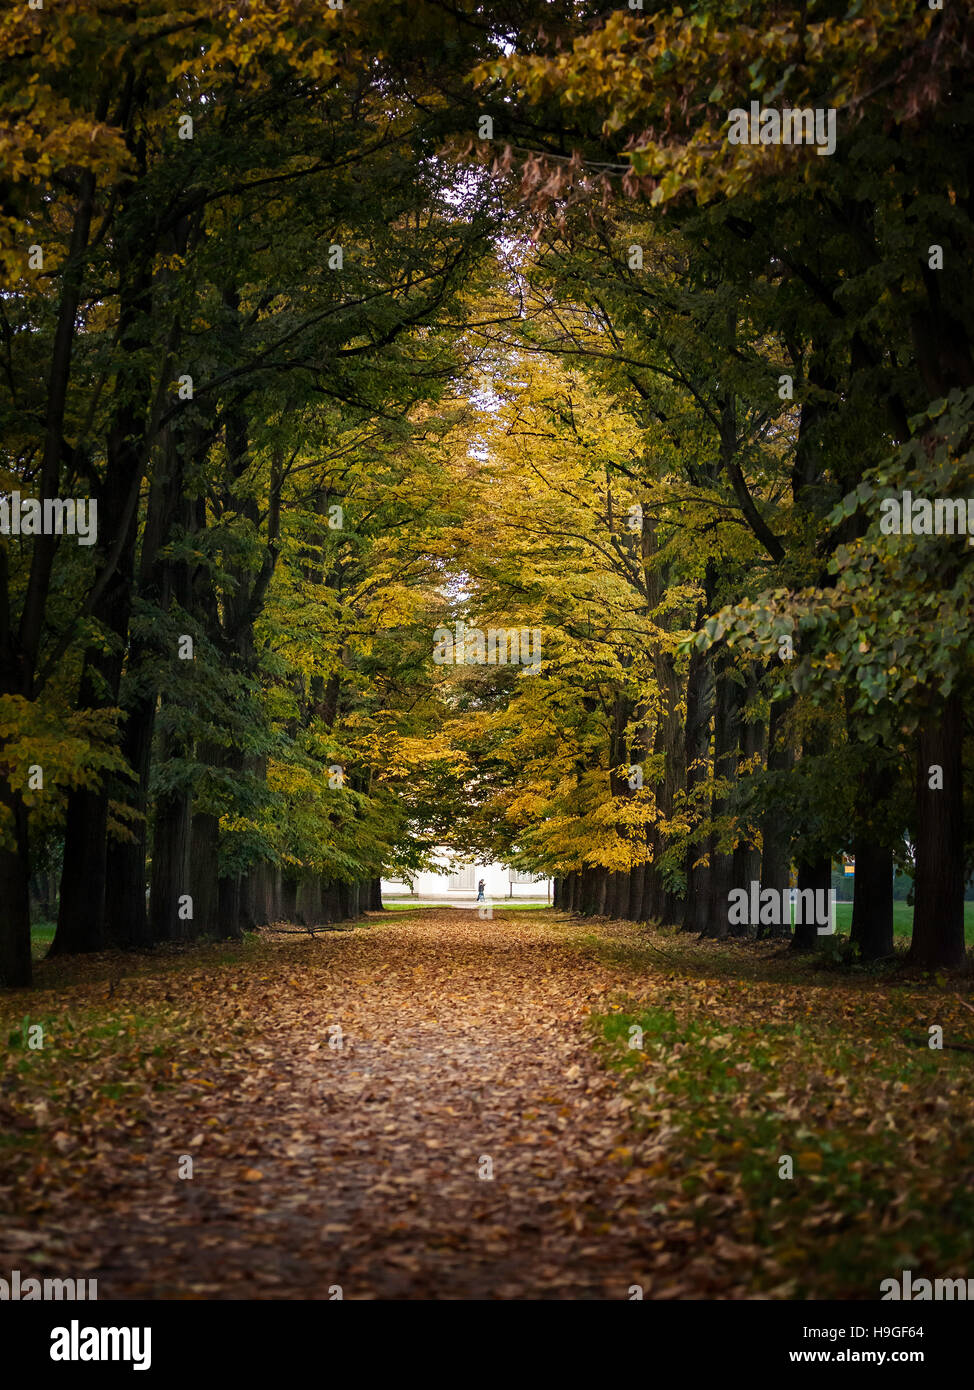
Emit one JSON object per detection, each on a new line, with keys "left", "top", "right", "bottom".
{"left": 1, "top": 908, "right": 972, "bottom": 1299}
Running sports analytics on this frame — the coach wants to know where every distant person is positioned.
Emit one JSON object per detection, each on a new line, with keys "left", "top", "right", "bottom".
{"left": 477, "top": 878, "right": 486, "bottom": 902}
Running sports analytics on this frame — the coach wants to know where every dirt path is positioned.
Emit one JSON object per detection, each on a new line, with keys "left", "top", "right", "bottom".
{"left": 3, "top": 910, "right": 709, "bottom": 1299}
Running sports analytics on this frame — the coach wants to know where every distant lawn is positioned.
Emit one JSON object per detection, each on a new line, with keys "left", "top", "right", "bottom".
{"left": 30, "top": 921, "right": 55, "bottom": 960}
{"left": 381, "top": 899, "right": 550, "bottom": 911}
{"left": 833, "top": 900, "right": 974, "bottom": 944}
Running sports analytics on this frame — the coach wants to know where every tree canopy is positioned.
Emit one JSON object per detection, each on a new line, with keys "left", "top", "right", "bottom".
{"left": 2, "top": 0, "right": 972, "bottom": 985}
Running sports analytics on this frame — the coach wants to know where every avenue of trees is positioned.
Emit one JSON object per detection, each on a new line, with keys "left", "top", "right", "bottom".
{"left": 2, "top": 0, "right": 972, "bottom": 985}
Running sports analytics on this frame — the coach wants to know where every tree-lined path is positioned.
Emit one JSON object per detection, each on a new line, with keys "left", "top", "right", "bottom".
{"left": 4, "top": 906, "right": 972, "bottom": 1300}
{"left": 3, "top": 0, "right": 974, "bottom": 1318}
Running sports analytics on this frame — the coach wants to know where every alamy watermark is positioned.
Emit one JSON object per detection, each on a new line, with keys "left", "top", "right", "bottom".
{"left": 433, "top": 621, "right": 542, "bottom": 669}
{"left": 1, "top": 1269, "right": 97, "bottom": 1299}
{"left": 881, "top": 1270, "right": 972, "bottom": 1300}
{"left": 0, "top": 493, "right": 97, "bottom": 545}
{"left": 727, "top": 881, "right": 836, "bottom": 934}
{"left": 879, "top": 491, "right": 974, "bottom": 545}
{"left": 726, "top": 102, "right": 836, "bottom": 157}
{"left": 50, "top": 1321, "right": 150, "bottom": 1371}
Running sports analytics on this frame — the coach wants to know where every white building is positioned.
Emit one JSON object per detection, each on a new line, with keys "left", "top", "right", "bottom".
{"left": 381, "top": 852, "right": 551, "bottom": 901}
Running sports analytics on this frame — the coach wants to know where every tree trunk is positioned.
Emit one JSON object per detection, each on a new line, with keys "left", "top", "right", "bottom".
{"left": 758, "top": 695, "right": 795, "bottom": 938}
{"left": 579, "top": 867, "right": 597, "bottom": 915}
{"left": 53, "top": 784, "right": 109, "bottom": 954}
{"left": 910, "top": 694, "right": 965, "bottom": 968}
{"left": 682, "top": 645, "right": 714, "bottom": 934}
{"left": 267, "top": 867, "right": 280, "bottom": 924}
{"left": 149, "top": 786, "right": 193, "bottom": 941}
{"left": 322, "top": 880, "right": 343, "bottom": 922}
{"left": 604, "top": 871, "right": 624, "bottom": 919}
{"left": 104, "top": 682, "right": 155, "bottom": 948}
{"left": 730, "top": 678, "right": 765, "bottom": 932}
{"left": 594, "top": 869, "right": 608, "bottom": 916}
{"left": 53, "top": 266, "right": 153, "bottom": 955}
{"left": 218, "top": 874, "right": 243, "bottom": 940}
{"left": 792, "top": 856, "right": 831, "bottom": 951}
{"left": 0, "top": 777, "right": 32, "bottom": 987}
{"left": 297, "top": 873, "right": 323, "bottom": 927}
{"left": 850, "top": 840, "right": 894, "bottom": 961}
{"left": 1, "top": 174, "right": 98, "bottom": 983}
{"left": 190, "top": 811, "right": 221, "bottom": 937}
{"left": 627, "top": 862, "right": 646, "bottom": 922}
{"left": 280, "top": 874, "right": 299, "bottom": 924}
{"left": 699, "top": 651, "right": 744, "bottom": 939}
{"left": 241, "top": 865, "right": 271, "bottom": 930}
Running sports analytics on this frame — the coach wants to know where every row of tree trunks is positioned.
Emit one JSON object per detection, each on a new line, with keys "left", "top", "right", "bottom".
{"left": 698, "top": 649, "right": 746, "bottom": 941}
{"left": 756, "top": 693, "right": 794, "bottom": 938}
{"left": 911, "top": 690, "right": 966, "bottom": 967}
{"left": 246, "top": 872, "right": 374, "bottom": 931}
{"left": 554, "top": 866, "right": 650, "bottom": 921}
{"left": 111, "top": 863, "right": 380, "bottom": 944}
{"left": 51, "top": 246, "right": 155, "bottom": 959}
{"left": 682, "top": 643, "right": 715, "bottom": 935}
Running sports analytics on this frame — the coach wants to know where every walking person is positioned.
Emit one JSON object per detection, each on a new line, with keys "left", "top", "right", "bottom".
{"left": 476, "top": 878, "right": 486, "bottom": 902}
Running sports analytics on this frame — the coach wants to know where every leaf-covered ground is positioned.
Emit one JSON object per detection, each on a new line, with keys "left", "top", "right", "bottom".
{"left": 1, "top": 909, "right": 971, "bottom": 1299}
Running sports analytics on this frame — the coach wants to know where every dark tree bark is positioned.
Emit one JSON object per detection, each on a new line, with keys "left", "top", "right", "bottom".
{"left": 218, "top": 874, "right": 243, "bottom": 941}
{"left": 104, "top": 684, "right": 154, "bottom": 948}
{"left": 595, "top": 869, "right": 608, "bottom": 916}
{"left": 0, "top": 171, "right": 101, "bottom": 983}
{"left": 107, "top": 409, "right": 195, "bottom": 948}
{"left": 280, "top": 874, "right": 299, "bottom": 924}
{"left": 240, "top": 865, "right": 270, "bottom": 930}
{"left": 190, "top": 811, "right": 221, "bottom": 937}
{"left": 682, "top": 645, "right": 715, "bottom": 934}
{"left": 0, "top": 543, "right": 31, "bottom": 984}
{"left": 730, "top": 672, "right": 765, "bottom": 930}
{"left": 149, "top": 785, "right": 193, "bottom": 941}
{"left": 850, "top": 841, "right": 894, "bottom": 961}
{"left": 322, "top": 881, "right": 343, "bottom": 922}
{"left": 53, "top": 247, "right": 154, "bottom": 956}
{"left": 627, "top": 862, "right": 646, "bottom": 922}
{"left": 910, "top": 694, "right": 966, "bottom": 968}
{"left": 641, "top": 508, "right": 687, "bottom": 927}
{"left": 699, "top": 651, "right": 745, "bottom": 939}
{"left": 758, "top": 695, "right": 795, "bottom": 938}
{"left": 792, "top": 856, "right": 831, "bottom": 951}
{"left": 54, "top": 785, "right": 111, "bottom": 954}
{"left": 297, "top": 874, "right": 323, "bottom": 927}
{"left": 580, "top": 867, "right": 600, "bottom": 915}
{"left": 0, "top": 776, "right": 31, "bottom": 988}
{"left": 604, "top": 871, "right": 624, "bottom": 919}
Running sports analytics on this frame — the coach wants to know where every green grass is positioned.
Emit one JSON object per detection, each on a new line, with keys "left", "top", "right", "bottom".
{"left": 30, "top": 920, "right": 55, "bottom": 960}
{"left": 592, "top": 990, "right": 974, "bottom": 1298}
{"left": 480, "top": 900, "right": 550, "bottom": 909}
{"left": 832, "top": 900, "right": 974, "bottom": 943}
